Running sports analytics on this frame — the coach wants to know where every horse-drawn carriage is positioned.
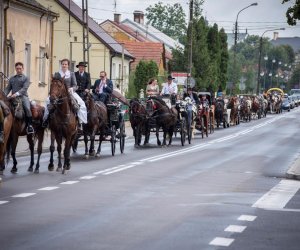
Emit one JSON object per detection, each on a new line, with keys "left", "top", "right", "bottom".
{"left": 266, "top": 88, "right": 284, "bottom": 114}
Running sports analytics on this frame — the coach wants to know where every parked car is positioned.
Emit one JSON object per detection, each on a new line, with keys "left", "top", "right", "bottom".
{"left": 288, "top": 96, "right": 296, "bottom": 109}
{"left": 282, "top": 98, "right": 291, "bottom": 111}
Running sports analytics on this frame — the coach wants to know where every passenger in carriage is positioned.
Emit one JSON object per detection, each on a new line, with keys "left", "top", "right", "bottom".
{"left": 183, "top": 87, "right": 199, "bottom": 105}
{"left": 74, "top": 61, "right": 91, "bottom": 98}
{"left": 92, "top": 71, "right": 113, "bottom": 104}
{"left": 199, "top": 94, "right": 210, "bottom": 107}
{"left": 42, "top": 59, "right": 88, "bottom": 130}
{"left": 146, "top": 78, "right": 159, "bottom": 97}
{"left": 4, "top": 62, "right": 34, "bottom": 135}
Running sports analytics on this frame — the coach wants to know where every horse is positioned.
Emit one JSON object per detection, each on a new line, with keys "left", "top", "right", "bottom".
{"left": 81, "top": 92, "right": 107, "bottom": 158}
{"left": 48, "top": 77, "right": 77, "bottom": 174}
{"left": 228, "top": 96, "right": 239, "bottom": 126}
{"left": 215, "top": 99, "right": 224, "bottom": 128}
{"left": 239, "top": 97, "right": 251, "bottom": 122}
{"left": 147, "top": 96, "right": 178, "bottom": 146}
{"left": 129, "top": 98, "right": 149, "bottom": 146}
{"left": 0, "top": 91, "right": 13, "bottom": 174}
{"left": 4, "top": 95, "right": 45, "bottom": 174}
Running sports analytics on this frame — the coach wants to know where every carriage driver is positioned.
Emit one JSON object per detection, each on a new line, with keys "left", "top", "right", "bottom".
{"left": 160, "top": 75, "right": 178, "bottom": 96}
{"left": 92, "top": 71, "right": 113, "bottom": 104}
{"left": 75, "top": 62, "right": 91, "bottom": 98}
{"left": 4, "top": 62, "right": 34, "bottom": 134}
{"left": 42, "top": 59, "right": 88, "bottom": 130}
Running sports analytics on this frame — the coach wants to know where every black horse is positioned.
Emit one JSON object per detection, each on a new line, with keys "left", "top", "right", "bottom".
{"left": 215, "top": 99, "right": 224, "bottom": 128}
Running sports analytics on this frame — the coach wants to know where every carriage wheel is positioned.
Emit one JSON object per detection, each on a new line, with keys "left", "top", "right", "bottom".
{"left": 119, "top": 120, "right": 125, "bottom": 154}
{"left": 180, "top": 118, "right": 187, "bottom": 146}
{"left": 111, "top": 125, "right": 116, "bottom": 156}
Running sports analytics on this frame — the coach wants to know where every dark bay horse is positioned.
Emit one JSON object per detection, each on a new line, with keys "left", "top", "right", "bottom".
{"left": 48, "top": 77, "right": 77, "bottom": 174}
{"left": 215, "top": 99, "right": 224, "bottom": 128}
{"left": 228, "top": 97, "right": 239, "bottom": 126}
{"left": 4, "top": 95, "right": 45, "bottom": 174}
{"left": 0, "top": 91, "right": 13, "bottom": 174}
{"left": 148, "top": 96, "right": 178, "bottom": 146}
{"left": 81, "top": 92, "right": 107, "bottom": 158}
{"left": 129, "top": 98, "right": 149, "bottom": 146}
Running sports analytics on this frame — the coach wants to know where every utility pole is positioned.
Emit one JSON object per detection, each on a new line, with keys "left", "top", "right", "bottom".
{"left": 187, "top": 0, "right": 193, "bottom": 89}
{"left": 82, "top": 0, "right": 90, "bottom": 70}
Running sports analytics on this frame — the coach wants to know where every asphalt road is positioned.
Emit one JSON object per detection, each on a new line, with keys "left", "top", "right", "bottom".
{"left": 0, "top": 108, "right": 300, "bottom": 250}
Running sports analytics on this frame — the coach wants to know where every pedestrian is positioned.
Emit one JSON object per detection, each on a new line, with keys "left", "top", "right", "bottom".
{"left": 92, "top": 71, "right": 113, "bottom": 104}
{"left": 42, "top": 59, "right": 87, "bottom": 130}
{"left": 75, "top": 61, "right": 91, "bottom": 98}
{"left": 4, "top": 62, "right": 34, "bottom": 134}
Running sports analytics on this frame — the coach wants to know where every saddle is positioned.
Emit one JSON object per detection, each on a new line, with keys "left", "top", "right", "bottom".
{"left": 10, "top": 97, "right": 24, "bottom": 120}
{"left": 70, "top": 95, "right": 80, "bottom": 113}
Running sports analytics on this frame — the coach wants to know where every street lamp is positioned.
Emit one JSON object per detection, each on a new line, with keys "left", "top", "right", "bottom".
{"left": 233, "top": 2, "right": 257, "bottom": 93}
{"left": 256, "top": 27, "right": 285, "bottom": 94}
{"left": 263, "top": 55, "right": 268, "bottom": 90}
{"left": 271, "top": 59, "right": 276, "bottom": 87}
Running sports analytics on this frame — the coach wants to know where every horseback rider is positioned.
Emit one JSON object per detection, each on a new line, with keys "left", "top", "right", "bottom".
{"left": 75, "top": 62, "right": 91, "bottom": 98}
{"left": 4, "top": 62, "right": 34, "bottom": 134}
{"left": 42, "top": 59, "right": 88, "bottom": 130}
{"left": 92, "top": 71, "right": 113, "bottom": 104}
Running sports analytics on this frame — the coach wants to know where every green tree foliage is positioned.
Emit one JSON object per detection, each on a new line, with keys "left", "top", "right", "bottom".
{"left": 145, "top": 2, "right": 187, "bottom": 42}
{"left": 134, "top": 60, "right": 159, "bottom": 97}
{"left": 168, "top": 47, "right": 186, "bottom": 72}
{"left": 219, "top": 28, "right": 229, "bottom": 90}
{"left": 194, "top": 0, "right": 205, "bottom": 20}
{"left": 282, "top": 0, "right": 300, "bottom": 25}
{"left": 289, "top": 64, "right": 300, "bottom": 89}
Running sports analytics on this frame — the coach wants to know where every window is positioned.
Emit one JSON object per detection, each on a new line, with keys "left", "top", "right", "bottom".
{"left": 118, "top": 64, "right": 121, "bottom": 79}
{"left": 39, "top": 47, "right": 46, "bottom": 86}
{"left": 24, "top": 44, "right": 31, "bottom": 77}
{"left": 74, "top": 36, "right": 77, "bottom": 42}
{"left": 112, "top": 63, "right": 116, "bottom": 80}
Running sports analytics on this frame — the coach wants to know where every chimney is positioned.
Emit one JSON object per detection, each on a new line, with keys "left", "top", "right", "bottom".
{"left": 114, "top": 13, "right": 121, "bottom": 23}
{"left": 273, "top": 32, "right": 279, "bottom": 40}
{"left": 133, "top": 10, "right": 144, "bottom": 25}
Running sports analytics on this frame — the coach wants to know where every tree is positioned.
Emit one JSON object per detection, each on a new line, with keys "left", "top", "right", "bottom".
{"left": 145, "top": 2, "right": 187, "bottom": 42}
{"left": 282, "top": 0, "right": 300, "bottom": 25}
{"left": 194, "top": 0, "right": 205, "bottom": 20}
{"left": 288, "top": 64, "right": 300, "bottom": 89}
{"left": 219, "top": 28, "right": 229, "bottom": 90}
{"left": 168, "top": 47, "right": 186, "bottom": 72}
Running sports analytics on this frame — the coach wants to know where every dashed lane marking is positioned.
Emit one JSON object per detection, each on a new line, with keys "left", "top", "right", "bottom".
{"left": 0, "top": 201, "right": 9, "bottom": 205}
{"left": 224, "top": 225, "right": 247, "bottom": 233}
{"left": 60, "top": 181, "right": 79, "bottom": 185}
{"left": 209, "top": 237, "right": 234, "bottom": 247}
{"left": 238, "top": 215, "right": 257, "bottom": 221}
{"left": 38, "top": 186, "right": 59, "bottom": 191}
{"left": 12, "top": 193, "right": 36, "bottom": 198}
{"left": 79, "top": 176, "right": 97, "bottom": 180}
{"left": 252, "top": 179, "right": 300, "bottom": 209}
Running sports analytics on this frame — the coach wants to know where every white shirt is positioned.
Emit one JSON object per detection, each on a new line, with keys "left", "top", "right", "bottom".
{"left": 160, "top": 82, "right": 178, "bottom": 95}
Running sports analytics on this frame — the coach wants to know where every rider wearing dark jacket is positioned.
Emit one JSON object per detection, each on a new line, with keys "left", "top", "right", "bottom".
{"left": 92, "top": 71, "right": 113, "bottom": 104}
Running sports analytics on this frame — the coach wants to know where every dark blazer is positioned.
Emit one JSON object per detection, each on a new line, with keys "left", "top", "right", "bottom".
{"left": 5, "top": 74, "right": 30, "bottom": 96}
{"left": 183, "top": 92, "right": 200, "bottom": 105}
{"left": 92, "top": 78, "right": 113, "bottom": 95}
{"left": 75, "top": 71, "right": 91, "bottom": 91}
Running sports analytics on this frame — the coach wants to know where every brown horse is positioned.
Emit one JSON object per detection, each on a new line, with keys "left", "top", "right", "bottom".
{"left": 129, "top": 98, "right": 149, "bottom": 146}
{"left": 148, "top": 96, "right": 178, "bottom": 146}
{"left": 229, "top": 96, "right": 239, "bottom": 126}
{"left": 0, "top": 91, "right": 13, "bottom": 174}
{"left": 4, "top": 96, "right": 45, "bottom": 174}
{"left": 48, "top": 77, "right": 77, "bottom": 174}
{"left": 81, "top": 92, "right": 107, "bottom": 158}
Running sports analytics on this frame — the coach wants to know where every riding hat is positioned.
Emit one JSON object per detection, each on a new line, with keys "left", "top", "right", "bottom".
{"left": 167, "top": 75, "right": 175, "bottom": 80}
{"left": 76, "top": 62, "right": 87, "bottom": 68}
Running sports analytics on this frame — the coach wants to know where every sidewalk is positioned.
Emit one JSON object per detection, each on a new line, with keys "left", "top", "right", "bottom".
{"left": 15, "top": 121, "right": 133, "bottom": 156}
{"left": 286, "top": 155, "right": 300, "bottom": 180}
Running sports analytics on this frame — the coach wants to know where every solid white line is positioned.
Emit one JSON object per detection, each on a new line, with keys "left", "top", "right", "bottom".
{"left": 38, "top": 186, "right": 59, "bottom": 191}
{"left": 252, "top": 180, "right": 300, "bottom": 209}
{"left": 79, "top": 175, "right": 96, "bottom": 180}
{"left": 224, "top": 225, "right": 247, "bottom": 233}
{"left": 60, "top": 181, "right": 79, "bottom": 185}
{"left": 12, "top": 193, "right": 36, "bottom": 198}
{"left": 0, "top": 201, "right": 9, "bottom": 205}
{"left": 209, "top": 237, "right": 234, "bottom": 247}
{"left": 238, "top": 215, "right": 257, "bottom": 222}
{"left": 103, "top": 165, "right": 136, "bottom": 175}
{"left": 93, "top": 166, "right": 125, "bottom": 175}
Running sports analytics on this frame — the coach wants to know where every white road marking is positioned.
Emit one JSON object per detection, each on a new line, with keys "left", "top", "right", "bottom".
{"left": 252, "top": 180, "right": 300, "bottom": 209}
{"left": 79, "top": 175, "right": 96, "bottom": 180}
{"left": 93, "top": 166, "right": 125, "bottom": 175}
{"left": 209, "top": 237, "right": 234, "bottom": 247}
{"left": 0, "top": 201, "right": 9, "bottom": 205}
{"left": 238, "top": 215, "right": 257, "bottom": 221}
{"left": 12, "top": 193, "right": 36, "bottom": 198}
{"left": 38, "top": 186, "right": 59, "bottom": 191}
{"left": 60, "top": 181, "right": 79, "bottom": 185}
{"left": 103, "top": 165, "right": 136, "bottom": 175}
{"left": 224, "top": 225, "right": 247, "bottom": 233}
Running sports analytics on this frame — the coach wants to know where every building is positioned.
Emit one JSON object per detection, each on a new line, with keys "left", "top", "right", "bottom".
{"left": 1, "top": 0, "right": 58, "bottom": 104}
{"left": 37, "top": 0, "right": 134, "bottom": 94}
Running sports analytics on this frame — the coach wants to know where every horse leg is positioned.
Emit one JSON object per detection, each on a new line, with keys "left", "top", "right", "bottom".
{"left": 62, "top": 138, "right": 72, "bottom": 174}
{"left": 156, "top": 126, "right": 161, "bottom": 146}
{"left": 162, "top": 128, "right": 167, "bottom": 146}
{"left": 48, "top": 134, "right": 55, "bottom": 171}
{"left": 10, "top": 135, "right": 19, "bottom": 174}
{"left": 27, "top": 134, "right": 35, "bottom": 172}
{"left": 168, "top": 128, "right": 173, "bottom": 146}
{"left": 89, "top": 133, "right": 96, "bottom": 156}
{"left": 84, "top": 133, "right": 89, "bottom": 159}
{"left": 56, "top": 139, "right": 62, "bottom": 172}
{"left": 34, "top": 131, "right": 44, "bottom": 174}
{"left": 96, "top": 134, "right": 102, "bottom": 158}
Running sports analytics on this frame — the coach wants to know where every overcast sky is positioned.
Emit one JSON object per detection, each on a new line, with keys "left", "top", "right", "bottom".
{"left": 74, "top": 0, "right": 300, "bottom": 39}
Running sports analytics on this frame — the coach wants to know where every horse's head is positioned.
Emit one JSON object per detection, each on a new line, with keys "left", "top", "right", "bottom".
{"left": 49, "top": 75, "right": 68, "bottom": 104}
{"left": 82, "top": 91, "right": 94, "bottom": 110}
{"left": 129, "top": 98, "right": 141, "bottom": 114}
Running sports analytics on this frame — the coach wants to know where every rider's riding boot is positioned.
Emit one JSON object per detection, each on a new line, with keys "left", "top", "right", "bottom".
{"left": 0, "top": 121, "right": 4, "bottom": 144}
{"left": 26, "top": 117, "right": 34, "bottom": 134}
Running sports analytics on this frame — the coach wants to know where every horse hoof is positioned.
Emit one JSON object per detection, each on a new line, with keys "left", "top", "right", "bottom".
{"left": 28, "top": 167, "right": 33, "bottom": 172}
{"left": 48, "top": 165, "right": 54, "bottom": 171}
{"left": 11, "top": 168, "right": 17, "bottom": 174}
{"left": 56, "top": 167, "right": 62, "bottom": 172}
{"left": 84, "top": 154, "right": 89, "bottom": 160}
{"left": 89, "top": 151, "right": 95, "bottom": 156}
{"left": 62, "top": 169, "right": 66, "bottom": 174}
{"left": 66, "top": 165, "right": 71, "bottom": 171}
{"left": 95, "top": 153, "right": 100, "bottom": 158}
{"left": 34, "top": 169, "right": 39, "bottom": 174}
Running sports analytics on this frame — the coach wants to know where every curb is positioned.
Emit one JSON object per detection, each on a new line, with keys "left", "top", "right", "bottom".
{"left": 286, "top": 157, "right": 300, "bottom": 180}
